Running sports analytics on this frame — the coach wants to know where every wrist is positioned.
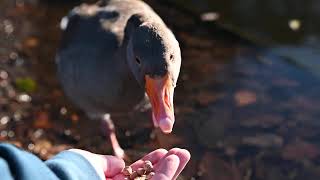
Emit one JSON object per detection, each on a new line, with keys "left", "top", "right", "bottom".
{"left": 68, "top": 149, "right": 106, "bottom": 180}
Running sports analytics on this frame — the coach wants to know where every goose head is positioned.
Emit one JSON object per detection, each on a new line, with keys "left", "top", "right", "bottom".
{"left": 125, "top": 14, "right": 181, "bottom": 133}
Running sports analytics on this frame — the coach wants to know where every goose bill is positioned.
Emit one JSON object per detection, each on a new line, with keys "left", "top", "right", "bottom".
{"left": 145, "top": 74, "right": 175, "bottom": 133}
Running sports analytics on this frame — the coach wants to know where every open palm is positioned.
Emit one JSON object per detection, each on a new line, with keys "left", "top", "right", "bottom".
{"left": 70, "top": 148, "right": 190, "bottom": 180}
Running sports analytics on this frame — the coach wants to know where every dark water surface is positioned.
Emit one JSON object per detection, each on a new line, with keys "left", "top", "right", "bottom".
{"left": 171, "top": 0, "right": 320, "bottom": 44}
{"left": 1, "top": 0, "right": 320, "bottom": 180}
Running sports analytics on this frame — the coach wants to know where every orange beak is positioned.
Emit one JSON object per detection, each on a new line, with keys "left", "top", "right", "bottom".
{"left": 145, "top": 74, "right": 175, "bottom": 133}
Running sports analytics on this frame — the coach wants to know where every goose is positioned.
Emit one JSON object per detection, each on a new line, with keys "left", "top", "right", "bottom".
{"left": 56, "top": 0, "right": 181, "bottom": 159}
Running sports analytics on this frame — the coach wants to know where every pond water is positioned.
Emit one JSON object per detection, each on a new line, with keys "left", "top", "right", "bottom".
{"left": 172, "top": 0, "right": 320, "bottom": 44}
{"left": 1, "top": 0, "right": 320, "bottom": 180}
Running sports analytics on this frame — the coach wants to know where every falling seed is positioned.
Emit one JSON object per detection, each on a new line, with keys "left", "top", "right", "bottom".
{"left": 0, "top": 116, "right": 10, "bottom": 125}
{"left": 17, "top": 93, "right": 32, "bottom": 102}
{"left": 288, "top": 19, "right": 301, "bottom": 31}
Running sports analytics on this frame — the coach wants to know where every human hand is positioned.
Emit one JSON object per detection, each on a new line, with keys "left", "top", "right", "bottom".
{"left": 69, "top": 148, "right": 190, "bottom": 180}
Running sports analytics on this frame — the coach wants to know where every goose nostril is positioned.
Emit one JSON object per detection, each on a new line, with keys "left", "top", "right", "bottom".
{"left": 135, "top": 56, "right": 141, "bottom": 65}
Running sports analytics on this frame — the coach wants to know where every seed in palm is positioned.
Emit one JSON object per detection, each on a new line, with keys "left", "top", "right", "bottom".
{"left": 122, "top": 160, "right": 155, "bottom": 180}
{"left": 122, "top": 166, "right": 133, "bottom": 176}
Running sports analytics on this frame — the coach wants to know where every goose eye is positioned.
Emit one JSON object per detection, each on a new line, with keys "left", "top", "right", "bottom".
{"left": 135, "top": 57, "right": 141, "bottom": 65}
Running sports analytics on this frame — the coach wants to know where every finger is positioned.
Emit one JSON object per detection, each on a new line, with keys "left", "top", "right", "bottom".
{"left": 102, "top": 155, "right": 125, "bottom": 178}
{"left": 154, "top": 148, "right": 190, "bottom": 180}
{"left": 130, "top": 149, "right": 168, "bottom": 170}
{"left": 112, "top": 174, "right": 126, "bottom": 180}
{"left": 152, "top": 155, "right": 180, "bottom": 180}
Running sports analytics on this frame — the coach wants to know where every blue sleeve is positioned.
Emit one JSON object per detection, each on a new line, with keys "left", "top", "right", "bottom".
{"left": 0, "top": 143, "right": 101, "bottom": 180}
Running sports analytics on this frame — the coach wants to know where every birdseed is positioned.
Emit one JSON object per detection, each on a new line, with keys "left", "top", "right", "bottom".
{"left": 122, "top": 160, "right": 155, "bottom": 180}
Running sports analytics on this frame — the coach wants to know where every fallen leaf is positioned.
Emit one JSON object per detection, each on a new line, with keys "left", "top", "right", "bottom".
{"left": 71, "top": 113, "right": 79, "bottom": 123}
{"left": 15, "top": 77, "right": 37, "bottom": 93}
{"left": 33, "top": 111, "right": 52, "bottom": 129}
{"left": 23, "top": 37, "right": 39, "bottom": 48}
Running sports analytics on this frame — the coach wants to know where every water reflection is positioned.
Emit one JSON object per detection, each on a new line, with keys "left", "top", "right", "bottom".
{"left": 173, "top": 42, "right": 320, "bottom": 178}
{"left": 172, "top": 0, "right": 320, "bottom": 44}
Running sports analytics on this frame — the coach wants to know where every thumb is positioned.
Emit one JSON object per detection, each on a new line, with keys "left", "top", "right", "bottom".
{"left": 68, "top": 149, "right": 125, "bottom": 179}
{"left": 101, "top": 155, "right": 125, "bottom": 178}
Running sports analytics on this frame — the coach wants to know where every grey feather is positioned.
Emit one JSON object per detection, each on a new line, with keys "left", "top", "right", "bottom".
{"left": 56, "top": 0, "right": 180, "bottom": 117}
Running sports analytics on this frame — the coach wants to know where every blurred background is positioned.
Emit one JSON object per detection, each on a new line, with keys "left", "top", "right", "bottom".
{"left": 1, "top": 0, "right": 320, "bottom": 179}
